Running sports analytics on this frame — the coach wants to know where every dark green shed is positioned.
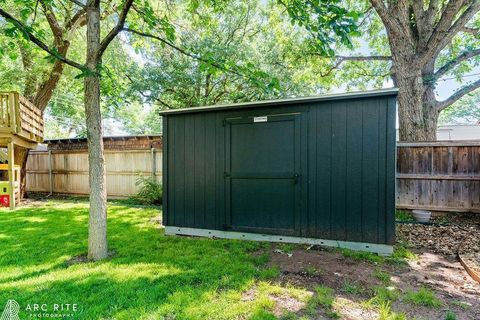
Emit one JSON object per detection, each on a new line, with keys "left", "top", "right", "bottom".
{"left": 160, "top": 89, "right": 398, "bottom": 254}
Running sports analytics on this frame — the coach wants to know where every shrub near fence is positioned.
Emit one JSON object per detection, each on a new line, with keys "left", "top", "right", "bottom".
{"left": 396, "top": 141, "right": 480, "bottom": 213}
{"left": 26, "top": 136, "right": 162, "bottom": 198}
{"left": 26, "top": 149, "right": 162, "bottom": 198}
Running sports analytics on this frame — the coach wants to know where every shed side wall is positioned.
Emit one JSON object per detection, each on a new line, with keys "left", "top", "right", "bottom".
{"left": 307, "top": 97, "right": 396, "bottom": 245}
{"left": 164, "top": 96, "right": 396, "bottom": 245}
{"left": 166, "top": 113, "right": 218, "bottom": 229}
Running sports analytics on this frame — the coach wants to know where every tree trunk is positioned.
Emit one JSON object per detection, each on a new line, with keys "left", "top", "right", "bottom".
{"left": 395, "top": 73, "right": 438, "bottom": 141}
{"left": 85, "top": 0, "right": 108, "bottom": 261}
{"left": 19, "top": 45, "right": 37, "bottom": 101}
{"left": 33, "top": 42, "right": 70, "bottom": 111}
{"left": 368, "top": 0, "right": 480, "bottom": 142}
{"left": 13, "top": 146, "right": 29, "bottom": 199}
{"left": 390, "top": 45, "right": 438, "bottom": 141}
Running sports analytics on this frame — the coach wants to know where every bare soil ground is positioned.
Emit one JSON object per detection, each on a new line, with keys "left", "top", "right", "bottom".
{"left": 264, "top": 245, "right": 479, "bottom": 319}
{"left": 260, "top": 213, "right": 480, "bottom": 319}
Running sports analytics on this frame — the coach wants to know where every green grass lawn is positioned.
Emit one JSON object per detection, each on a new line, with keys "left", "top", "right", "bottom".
{"left": 0, "top": 200, "right": 294, "bottom": 320}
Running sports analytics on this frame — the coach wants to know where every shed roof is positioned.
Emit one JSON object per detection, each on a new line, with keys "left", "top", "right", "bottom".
{"left": 159, "top": 88, "right": 398, "bottom": 116}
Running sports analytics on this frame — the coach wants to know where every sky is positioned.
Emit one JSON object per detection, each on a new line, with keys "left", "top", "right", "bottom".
{"left": 435, "top": 66, "right": 480, "bottom": 101}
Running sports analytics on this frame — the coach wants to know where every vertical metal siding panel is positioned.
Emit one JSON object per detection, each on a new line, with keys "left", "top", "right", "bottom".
{"left": 162, "top": 116, "right": 168, "bottom": 226}
{"left": 385, "top": 97, "right": 397, "bottom": 244}
{"left": 315, "top": 103, "right": 332, "bottom": 239}
{"left": 300, "top": 111, "right": 309, "bottom": 236}
{"left": 307, "top": 105, "right": 317, "bottom": 237}
{"left": 345, "top": 100, "right": 363, "bottom": 242}
{"left": 173, "top": 116, "right": 186, "bottom": 226}
{"left": 377, "top": 99, "right": 387, "bottom": 243}
{"left": 205, "top": 113, "right": 217, "bottom": 228}
{"left": 216, "top": 112, "right": 226, "bottom": 229}
{"left": 168, "top": 117, "right": 176, "bottom": 225}
{"left": 330, "top": 101, "right": 347, "bottom": 240}
{"left": 194, "top": 113, "right": 206, "bottom": 228}
{"left": 184, "top": 115, "right": 196, "bottom": 227}
{"left": 361, "top": 99, "right": 380, "bottom": 243}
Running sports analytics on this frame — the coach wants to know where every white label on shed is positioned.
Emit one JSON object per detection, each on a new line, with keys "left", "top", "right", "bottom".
{"left": 253, "top": 116, "right": 268, "bottom": 123}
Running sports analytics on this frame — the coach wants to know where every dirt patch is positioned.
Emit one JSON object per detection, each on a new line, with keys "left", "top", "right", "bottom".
{"left": 241, "top": 287, "right": 258, "bottom": 302}
{"left": 17, "top": 198, "right": 53, "bottom": 208}
{"left": 150, "top": 216, "right": 162, "bottom": 224}
{"left": 65, "top": 250, "right": 117, "bottom": 266}
{"left": 264, "top": 245, "right": 480, "bottom": 319}
{"left": 65, "top": 254, "right": 89, "bottom": 266}
{"left": 269, "top": 293, "right": 307, "bottom": 316}
{"left": 268, "top": 246, "right": 386, "bottom": 296}
{"left": 333, "top": 296, "right": 378, "bottom": 320}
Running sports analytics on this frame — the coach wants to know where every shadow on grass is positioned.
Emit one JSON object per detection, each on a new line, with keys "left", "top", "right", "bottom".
{"left": 0, "top": 200, "right": 269, "bottom": 319}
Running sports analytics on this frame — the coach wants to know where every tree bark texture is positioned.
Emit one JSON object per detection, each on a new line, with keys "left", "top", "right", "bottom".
{"left": 33, "top": 41, "right": 70, "bottom": 111}
{"left": 390, "top": 48, "right": 439, "bottom": 141}
{"left": 369, "top": 0, "right": 480, "bottom": 141}
{"left": 13, "top": 146, "right": 29, "bottom": 198}
{"left": 85, "top": 0, "right": 108, "bottom": 261}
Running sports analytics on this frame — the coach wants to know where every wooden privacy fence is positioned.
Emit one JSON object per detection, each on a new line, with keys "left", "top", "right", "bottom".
{"left": 396, "top": 141, "right": 480, "bottom": 213}
{"left": 26, "top": 148, "right": 162, "bottom": 197}
{"left": 26, "top": 140, "right": 480, "bottom": 212}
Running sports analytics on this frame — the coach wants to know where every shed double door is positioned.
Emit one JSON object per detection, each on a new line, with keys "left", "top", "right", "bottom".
{"left": 224, "top": 114, "right": 302, "bottom": 236}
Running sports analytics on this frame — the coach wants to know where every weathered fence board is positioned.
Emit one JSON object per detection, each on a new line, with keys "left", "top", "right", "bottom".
{"left": 396, "top": 141, "right": 480, "bottom": 213}
{"left": 26, "top": 141, "right": 479, "bottom": 212}
{"left": 26, "top": 149, "right": 162, "bottom": 197}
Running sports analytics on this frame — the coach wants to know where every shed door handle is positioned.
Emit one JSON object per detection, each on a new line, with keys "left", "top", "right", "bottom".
{"left": 294, "top": 173, "right": 300, "bottom": 184}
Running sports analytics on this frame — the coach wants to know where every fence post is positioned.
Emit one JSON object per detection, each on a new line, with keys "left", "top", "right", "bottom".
{"left": 151, "top": 148, "right": 156, "bottom": 180}
{"left": 8, "top": 93, "right": 17, "bottom": 133}
{"left": 48, "top": 150, "right": 53, "bottom": 195}
{"left": 8, "top": 141, "right": 15, "bottom": 209}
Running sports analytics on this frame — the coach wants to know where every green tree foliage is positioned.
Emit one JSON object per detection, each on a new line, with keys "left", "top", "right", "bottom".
{"left": 120, "top": 0, "right": 361, "bottom": 134}
{"left": 1, "top": 0, "right": 365, "bottom": 138}
{"left": 279, "top": 0, "right": 360, "bottom": 56}
{"left": 439, "top": 91, "right": 480, "bottom": 125}
{"left": 282, "top": 0, "right": 480, "bottom": 140}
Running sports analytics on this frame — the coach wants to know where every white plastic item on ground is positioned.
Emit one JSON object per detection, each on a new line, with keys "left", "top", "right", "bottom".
{"left": 412, "top": 210, "right": 432, "bottom": 223}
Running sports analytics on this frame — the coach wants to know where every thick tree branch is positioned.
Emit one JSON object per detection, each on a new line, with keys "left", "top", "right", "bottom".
{"left": 335, "top": 55, "right": 392, "bottom": 62}
{"left": 67, "top": 0, "right": 86, "bottom": 8}
{"left": 97, "top": 0, "right": 134, "bottom": 59}
{"left": 425, "top": 0, "right": 440, "bottom": 30}
{"left": 433, "top": 48, "right": 480, "bottom": 82}
{"left": 0, "top": 8, "right": 85, "bottom": 70}
{"left": 424, "top": 1, "right": 480, "bottom": 62}
{"left": 369, "top": 0, "right": 401, "bottom": 33}
{"left": 65, "top": 7, "right": 87, "bottom": 31}
{"left": 307, "top": 54, "right": 392, "bottom": 77}
{"left": 411, "top": 1, "right": 424, "bottom": 24}
{"left": 442, "top": 1, "right": 480, "bottom": 40}
{"left": 123, "top": 27, "right": 243, "bottom": 77}
{"left": 370, "top": 0, "right": 415, "bottom": 47}
{"left": 437, "top": 78, "right": 480, "bottom": 111}
{"left": 428, "top": 0, "right": 465, "bottom": 44}
{"left": 369, "top": 0, "right": 389, "bottom": 20}
{"left": 461, "top": 27, "right": 479, "bottom": 36}
{"left": 40, "top": 0, "right": 64, "bottom": 42}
